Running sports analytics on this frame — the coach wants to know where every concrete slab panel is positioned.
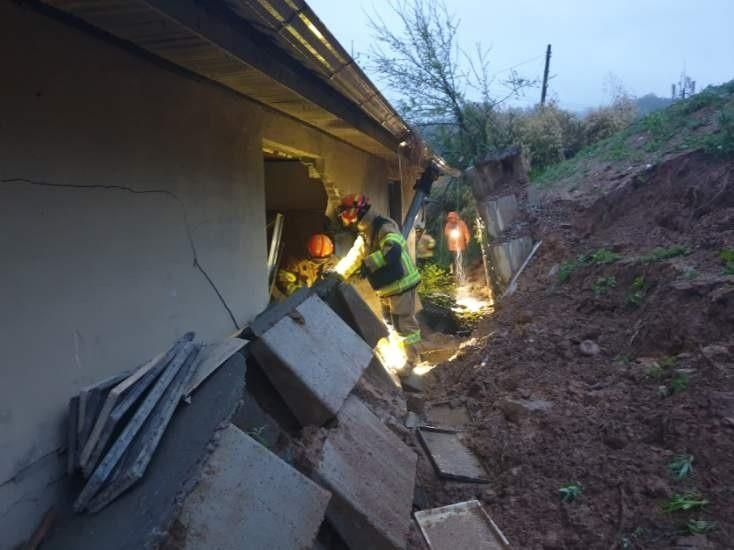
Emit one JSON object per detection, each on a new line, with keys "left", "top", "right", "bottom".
{"left": 178, "top": 424, "right": 330, "bottom": 550}
{"left": 415, "top": 500, "right": 510, "bottom": 550}
{"left": 334, "top": 282, "right": 388, "bottom": 347}
{"left": 251, "top": 294, "right": 372, "bottom": 426}
{"left": 418, "top": 428, "right": 489, "bottom": 483}
{"left": 44, "top": 353, "right": 246, "bottom": 550}
{"left": 481, "top": 195, "right": 519, "bottom": 239}
{"left": 490, "top": 237, "right": 533, "bottom": 284}
{"left": 426, "top": 404, "right": 471, "bottom": 429}
{"left": 312, "top": 395, "right": 417, "bottom": 550}
{"left": 184, "top": 338, "right": 246, "bottom": 396}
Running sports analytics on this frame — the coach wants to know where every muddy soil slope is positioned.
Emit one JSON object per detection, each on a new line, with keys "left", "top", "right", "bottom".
{"left": 415, "top": 88, "right": 734, "bottom": 550}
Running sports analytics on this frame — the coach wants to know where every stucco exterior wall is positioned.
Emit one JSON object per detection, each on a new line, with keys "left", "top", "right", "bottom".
{"left": 0, "top": 4, "right": 400, "bottom": 546}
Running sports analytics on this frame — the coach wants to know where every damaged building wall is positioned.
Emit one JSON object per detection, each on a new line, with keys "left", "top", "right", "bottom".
{"left": 0, "top": 3, "right": 398, "bottom": 546}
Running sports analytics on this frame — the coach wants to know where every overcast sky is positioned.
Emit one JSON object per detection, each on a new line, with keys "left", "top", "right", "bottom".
{"left": 308, "top": 0, "right": 734, "bottom": 111}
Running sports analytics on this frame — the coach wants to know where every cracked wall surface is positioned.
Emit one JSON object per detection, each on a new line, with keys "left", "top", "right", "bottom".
{"left": 0, "top": 3, "right": 395, "bottom": 546}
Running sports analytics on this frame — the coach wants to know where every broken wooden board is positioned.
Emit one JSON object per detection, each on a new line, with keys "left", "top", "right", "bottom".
{"left": 67, "top": 396, "right": 80, "bottom": 475}
{"left": 418, "top": 427, "right": 489, "bottom": 483}
{"left": 77, "top": 371, "right": 131, "bottom": 455}
{"left": 415, "top": 500, "right": 510, "bottom": 550}
{"left": 251, "top": 294, "right": 372, "bottom": 426}
{"left": 183, "top": 338, "right": 245, "bottom": 396}
{"left": 43, "top": 353, "right": 247, "bottom": 550}
{"left": 177, "top": 425, "right": 330, "bottom": 549}
{"left": 86, "top": 345, "right": 201, "bottom": 513}
{"left": 74, "top": 342, "right": 197, "bottom": 512}
{"left": 80, "top": 334, "right": 195, "bottom": 477}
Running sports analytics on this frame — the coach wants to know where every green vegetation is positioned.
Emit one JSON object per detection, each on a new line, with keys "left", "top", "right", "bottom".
{"left": 592, "top": 275, "right": 617, "bottom": 297}
{"left": 557, "top": 249, "right": 623, "bottom": 284}
{"left": 559, "top": 483, "right": 583, "bottom": 503}
{"left": 247, "top": 426, "right": 270, "bottom": 447}
{"left": 557, "top": 260, "right": 578, "bottom": 283}
{"left": 645, "top": 356, "right": 675, "bottom": 379}
{"left": 532, "top": 80, "right": 734, "bottom": 188}
{"left": 626, "top": 275, "right": 647, "bottom": 307}
{"left": 667, "top": 455, "right": 694, "bottom": 481}
{"left": 669, "top": 373, "right": 689, "bottom": 395}
{"left": 642, "top": 245, "right": 690, "bottom": 262}
{"left": 720, "top": 249, "right": 734, "bottom": 275}
{"left": 662, "top": 491, "right": 709, "bottom": 513}
{"left": 683, "top": 519, "right": 716, "bottom": 534}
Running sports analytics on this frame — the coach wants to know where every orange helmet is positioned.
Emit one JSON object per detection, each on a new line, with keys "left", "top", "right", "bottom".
{"left": 307, "top": 233, "right": 334, "bottom": 259}
{"left": 447, "top": 211, "right": 459, "bottom": 222}
{"left": 338, "top": 194, "right": 370, "bottom": 227}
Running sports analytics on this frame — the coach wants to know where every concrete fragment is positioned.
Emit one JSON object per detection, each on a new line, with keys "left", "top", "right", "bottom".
{"left": 418, "top": 428, "right": 489, "bottom": 483}
{"left": 178, "top": 425, "right": 330, "bottom": 550}
{"left": 499, "top": 398, "right": 553, "bottom": 423}
{"left": 415, "top": 500, "right": 510, "bottom": 550}
{"left": 45, "top": 353, "right": 246, "bottom": 550}
{"left": 251, "top": 295, "right": 372, "bottom": 426}
{"left": 405, "top": 412, "right": 420, "bottom": 429}
{"left": 311, "top": 395, "right": 417, "bottom": 550}
{"left": 579, "top": 340, "right": 601, "bottom": 356}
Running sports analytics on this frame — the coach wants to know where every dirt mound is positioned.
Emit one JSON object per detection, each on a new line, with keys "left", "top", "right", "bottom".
{"left": 414, "top": 152, "right": 734, "bottom": 549}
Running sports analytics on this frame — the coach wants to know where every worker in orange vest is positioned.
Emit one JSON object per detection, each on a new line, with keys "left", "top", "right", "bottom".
{"left": 444, "top": 211, "right": 470, "bottom": 253}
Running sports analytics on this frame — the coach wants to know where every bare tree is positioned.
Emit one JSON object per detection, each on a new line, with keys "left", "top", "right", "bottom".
{"left": 368, "top": 0, "right": 535, "bottom": 161}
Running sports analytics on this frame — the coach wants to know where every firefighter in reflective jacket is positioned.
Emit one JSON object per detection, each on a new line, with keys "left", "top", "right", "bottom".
{"left": 277, "top": 234, "right": 336, "bottom": 297}
{"left": 333, "top": 194, "right": 422, "bottom": 362}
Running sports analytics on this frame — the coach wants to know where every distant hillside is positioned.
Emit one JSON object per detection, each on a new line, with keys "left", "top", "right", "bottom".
{"left": 635, "top": 93, "right": 674, "bottom": 116}
{"left": 532, "top": 80, "right": 734, "bottom": 190}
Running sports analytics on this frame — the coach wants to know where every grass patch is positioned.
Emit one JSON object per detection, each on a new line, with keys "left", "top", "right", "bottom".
{"left": 626, "top": 275, "right": 646, "bottom": 307}
{"left": 667, "top": 454, "right": 694, "bottom": 481}
{"left": 592, "top": 275, "right": 617, "bottom": 297}
{"left": 720, "top": 249, "right": 734, "bottom": 275}
{"left": 559, "top": 483, "right": 583, "bottom": 503}
{"left": 682, "top": 519, "right": 716, "bottom": 535}
{"left": 641, "top": 245, "right": 690, "bottom": 262}
{"left": 662, "top": 491, "right": 709, "bottom": 513}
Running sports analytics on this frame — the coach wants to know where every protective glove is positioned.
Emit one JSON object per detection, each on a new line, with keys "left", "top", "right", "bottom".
{"left": 313, "top": 270, "right": 343, "bottom": 299}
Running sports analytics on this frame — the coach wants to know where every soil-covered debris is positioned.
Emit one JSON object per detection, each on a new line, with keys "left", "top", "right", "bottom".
{"left": 412, "top": 133, "right": 734, "bottom": 547}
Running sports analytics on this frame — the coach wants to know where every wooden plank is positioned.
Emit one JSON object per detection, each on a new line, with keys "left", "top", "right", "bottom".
{"left": 86, "top": 345, "right": 201, "bottom": 513}
{"left": 67, "top": 396, "right": 80, "bottom": 476}
{"left": 77, "top": 372, "right": 130, "bottom": 455}
{"left": 79, "top": 332, "right": 194, "bottom": 474}
{"left": 73, "top": 342, "right": 197, "bottom": 512}
{"left": 184, "top": 338, "right": 245, "bottom": 397}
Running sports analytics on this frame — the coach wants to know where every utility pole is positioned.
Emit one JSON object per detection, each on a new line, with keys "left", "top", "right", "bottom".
{"left": 540, "top": 44, "right": 552, "bottom": 106}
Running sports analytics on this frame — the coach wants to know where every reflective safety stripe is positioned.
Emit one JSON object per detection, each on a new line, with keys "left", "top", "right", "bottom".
{"left": 374, "top": 232, "right": 421, "bottom": 297}
{"left": 402, "top": 330, "right": 422, "bottom": 345}
{"left": 364, "top": 250, "right": 387, "bottom": 271}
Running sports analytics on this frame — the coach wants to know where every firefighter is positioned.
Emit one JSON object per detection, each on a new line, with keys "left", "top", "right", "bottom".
{"left": 331, "top": 194, "right": 422, "bottom": 367}
{"left": 276, "top": 233, "right": 336, "bottom": 297}
{"left": 415, "top": 221, "right": 436, "bottom": 267}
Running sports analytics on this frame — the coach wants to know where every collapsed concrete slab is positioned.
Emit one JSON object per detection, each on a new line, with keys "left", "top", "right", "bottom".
{"left": 44, "top": 353, "right": 246, "bottom": 550}
{"left": 490, "top": 237, "right": 533, "bottom": 284}
{"left": 310, "top": 395, "right": 417, "bottom": 550}
{"left": 479, "top": 194, "right": 519, "bottom": 239}
{"left": 331, "top": 282, "right": 388, "bottom": 347}
{"left": 418, "top": 428, "right": 489, "bottom": 483}
{"left": 251, "top": 294, "right": 372, "bottom": 426}
{"left": 177, "top": 424, "right": 330, "bottom": 550}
